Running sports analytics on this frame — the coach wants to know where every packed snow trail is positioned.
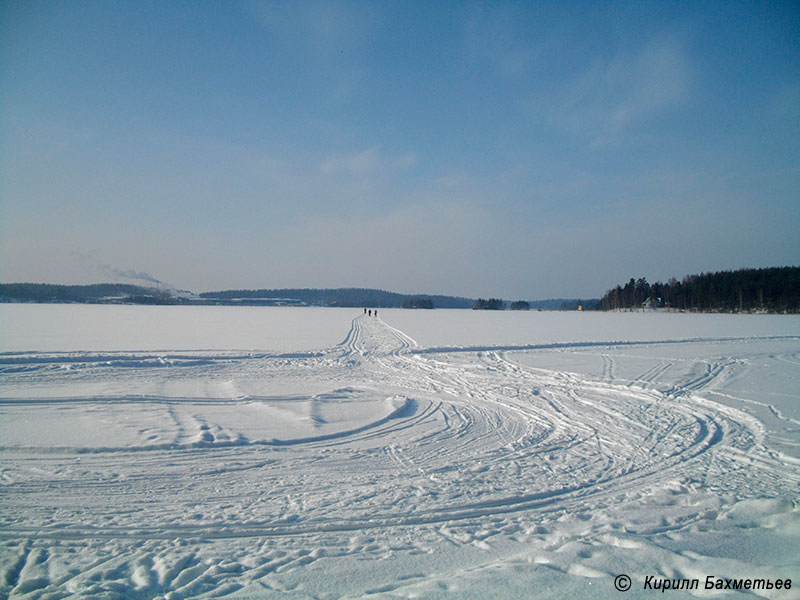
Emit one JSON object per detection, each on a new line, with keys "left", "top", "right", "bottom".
{"left": 1, "top": 313, "right": 798, "bottom": 599}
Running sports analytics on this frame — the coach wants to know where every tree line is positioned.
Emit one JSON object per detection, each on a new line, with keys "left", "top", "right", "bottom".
{"left": 200, "top": 288, "right": 474, "bottom": 308}
{"left": 597, "top": 267, "right": 800, "bottom": 313}
{"left": 402, "top": 297, "right": 434, "bottom": 309}
{"left": 473, "top": 298, "right": 504, "bottom": 310}
{"left": 0, "top": 283, "right": 161, "bottom": 303}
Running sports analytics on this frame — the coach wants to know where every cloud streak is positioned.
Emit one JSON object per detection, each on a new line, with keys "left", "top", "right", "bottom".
{"left": 559, "top": 34, "right": 692, "bottom": 143}
{"left": 320, "top": 146, "right": 417, "bottom": 176}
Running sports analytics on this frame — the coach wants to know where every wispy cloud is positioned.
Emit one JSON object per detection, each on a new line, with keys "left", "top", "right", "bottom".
{"left": 461, "top": 5, "right": 541, "bottom": 78}
{"left": 248, "top": 0, "right": 381, "bottom": 65}
{"left": 558, "top": 34, "right": 692, "bottom": 144}
{"left": 320, "top": 146, "right": 416, "bottom": 176}
{"left": 434, "top": 171, "right": 471, "bottom": 189}
{"left": 321, "top": 146, "right": 383, "bottom": 175}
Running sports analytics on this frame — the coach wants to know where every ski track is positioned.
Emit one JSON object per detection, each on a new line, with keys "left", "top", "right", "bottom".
{"left": 1, "top": 315, "right": 799, "bottom": 599}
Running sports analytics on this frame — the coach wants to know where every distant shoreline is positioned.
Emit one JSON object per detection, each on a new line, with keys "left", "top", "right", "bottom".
{"left": 0, "top": 283, "right": 596, "bottom": 311}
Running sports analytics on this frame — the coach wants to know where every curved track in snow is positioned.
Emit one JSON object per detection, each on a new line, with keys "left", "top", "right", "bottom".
{"left": 1, "top": 315, "right": 798, "bottom": 599}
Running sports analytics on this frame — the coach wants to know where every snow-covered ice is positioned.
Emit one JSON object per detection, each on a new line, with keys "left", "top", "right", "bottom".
{"left": 1, "top": 305, "right": 799, "bottom": 599}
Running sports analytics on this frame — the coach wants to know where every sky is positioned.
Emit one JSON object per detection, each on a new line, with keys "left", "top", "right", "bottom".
{"left": 1, "top": 1, "right": 798, "bottom": 300}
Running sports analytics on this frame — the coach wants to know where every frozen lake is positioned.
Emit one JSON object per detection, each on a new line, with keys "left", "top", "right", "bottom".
{"left": 2, "top": 304, "right": 797, "bottom": 352}
{"left": 1, "top": 305, "right": 799, "bottom": 598}
{"left": 0, "top": 305, "right": 356, "bottom": 352}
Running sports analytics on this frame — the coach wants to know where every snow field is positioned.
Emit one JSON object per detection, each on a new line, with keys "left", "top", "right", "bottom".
{"left": 1, "top": 307, "right": 799, "bottom": 599}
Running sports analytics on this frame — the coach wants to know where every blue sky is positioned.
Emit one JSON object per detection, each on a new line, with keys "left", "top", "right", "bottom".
{"left": 2, "top": 1, "right": 798, "bottom": 299}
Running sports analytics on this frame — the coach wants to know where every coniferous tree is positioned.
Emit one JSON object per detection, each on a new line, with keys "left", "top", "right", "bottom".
{"left": 597, "top": 267, "right": 799, "bottom": 313}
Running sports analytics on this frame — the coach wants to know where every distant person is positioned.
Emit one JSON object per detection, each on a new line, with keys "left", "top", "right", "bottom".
{"left": 374, "top": 309, "right": 378, "bottom": 318}
{"left": 368, "top": 309, "right": 372, "bottom": 317}
{"left": 364, "top": 308, "right": 367, "bottom": 314}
